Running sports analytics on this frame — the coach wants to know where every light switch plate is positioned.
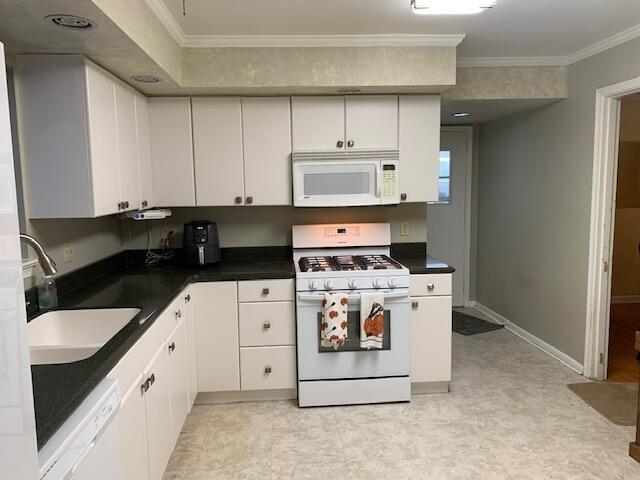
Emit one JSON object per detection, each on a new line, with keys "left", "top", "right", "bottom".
{"left": 400, "top": 222, "right": 410, "bottom": 236}
{"left": 63, "top": 245, "right": 73, "bottom": 263}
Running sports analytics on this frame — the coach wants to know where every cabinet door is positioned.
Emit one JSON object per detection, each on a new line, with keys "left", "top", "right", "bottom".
{"left": 144, "top": 342, "right": 172, "bottom": 480}
{"left": 182, "top": 287, "right": 198, "bottom": 408}
{"left": 345, "top": 95, "right": 398, "bottom": 150}
{"left": 168, "top": 319, "right": 189, "bottom": 446}
{"left": 193, "top": 282, "right": 240, "bottom": 392}
{"left": 117, "top": 376, "right": 150, "bottom": 480}
{"left": 411, "top": 296, "right": 452, "bottom": 383}
{"left": 84, "top": 62, "right": 120, "bottom": 216}
{"left": 115, "top": 84, "right": 141, "bottom": 211}
{"left": 192, "top": 97, "right": 244, "bottom": 206}
{"left": 134, "top": 94, "right": 154, "bottom": 209}
{"left": 242, "top": 97, "right": 292, "bottom": 206}
{"left": 399, "top": 96, "right": 441, "bottom": 202}
{"left": 148, "top": 98, "right": 196, "bottom": 207}
{"left": 291, "top": 96, "right": 345, "bottom": 151}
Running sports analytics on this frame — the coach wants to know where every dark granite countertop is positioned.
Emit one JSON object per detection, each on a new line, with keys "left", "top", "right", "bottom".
{"left": 390, "top": 243, "right": 456, "bottom": 274}
{"left": 31, "top": 244, "right": 451, "bottom": 449}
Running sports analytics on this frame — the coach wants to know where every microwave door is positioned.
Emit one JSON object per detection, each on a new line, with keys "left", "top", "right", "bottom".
{"left": 293, "top": 161, "right": 380, "bottom": 207}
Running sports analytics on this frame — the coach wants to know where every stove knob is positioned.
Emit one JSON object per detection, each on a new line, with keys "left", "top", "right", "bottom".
{"left": 308, "top": 280, "right": 318, "bottom": 290}
{"left": 373, "top": 278, "right": 384, "bottom": 289}
{"left": 324, "top": 280, "right": 334, "bottom": 290}
{"left": 388, "top": 277, "right": 397, "bottom": 288}
{"left": 348, "top": 279, "right": 359, "bottom": 289}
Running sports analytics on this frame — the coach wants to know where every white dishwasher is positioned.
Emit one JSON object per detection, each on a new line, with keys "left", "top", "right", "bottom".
{"left": 38, "top": 379, "right": 122, "bottom": 480}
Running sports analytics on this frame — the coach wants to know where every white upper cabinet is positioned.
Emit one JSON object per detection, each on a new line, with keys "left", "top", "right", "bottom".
{"left": 148, "top": 97, "right": 196, "bottom": 207}
{"left": 242, "top": 97, "right": 292, "bottom": 206}
{"left": 115, "top": 83, "right": 141, "bottom": 212}
{"left": 17, "top": 55, "right": 151, "bottom": 218}
{"left": 291, "top": 96, "right": 345, "bottom": 151}
{"left": 192, "top": 97, "right": 245, "bottom": 206}
{"left": 135, "top": 94, "right": 154, "bottom": 209}
{"left": 345, "top": 95, "right": 398, "bottom": 150}
{"left": 398, "top": 96, "right": 441, "bottom": 203}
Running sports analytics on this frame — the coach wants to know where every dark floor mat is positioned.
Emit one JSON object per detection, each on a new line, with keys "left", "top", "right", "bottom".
{"left": 567, "top": 382, "right": 638, "bottom": 426}
{"left": 452, "top": 310, "right": 504, "bottom": 335}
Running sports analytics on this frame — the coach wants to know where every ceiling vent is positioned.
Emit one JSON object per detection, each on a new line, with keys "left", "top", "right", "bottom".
{"left": 45, "top": 14, "right": 94, "bottom": 30}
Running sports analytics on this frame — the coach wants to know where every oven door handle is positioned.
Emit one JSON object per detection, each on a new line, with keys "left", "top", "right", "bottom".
{"left": 297, "top": 292, "right": 409, "bottom": 302}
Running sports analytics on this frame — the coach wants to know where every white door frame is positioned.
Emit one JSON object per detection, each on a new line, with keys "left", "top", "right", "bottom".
{"left": 440, "top": 126, "right": 474, "bottom": 307}
{"left": 583, "top": 75, "right": 640, "bottom": 379}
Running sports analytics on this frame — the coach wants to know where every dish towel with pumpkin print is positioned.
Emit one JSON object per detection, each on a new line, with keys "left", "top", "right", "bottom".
{"left": 321, "top": 292, "right": 349, "bottom": 350}
{"left": 360, "top": 292, "right": 384, "bottom": 349}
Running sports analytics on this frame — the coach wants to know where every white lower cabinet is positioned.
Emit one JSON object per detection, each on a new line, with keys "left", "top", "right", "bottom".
{"left": 168, "top": 319, "right": 189, "bottom": 445}
{"left": 182, "top": 287, "right": 198, "bottom": 407}
{"left": 193, "top": 282, "right": 240, "bottom": 392}
{"left": 118, "top": 374, "right": 150, "bottom": 480}
{"left": 240, "top": 346, "right": 296, "bottom": 391}
{"left": 410, "top": 274, "right": 452, "bottom": 386}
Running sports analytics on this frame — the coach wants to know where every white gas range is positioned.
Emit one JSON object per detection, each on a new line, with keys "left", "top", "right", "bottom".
{"left": 293, "top": 223, "right": 411, "bottom": 407}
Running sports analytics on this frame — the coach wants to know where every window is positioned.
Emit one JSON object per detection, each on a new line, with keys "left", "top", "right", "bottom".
{"left": 434, "top": 150, "right": 451, "bottom": 203}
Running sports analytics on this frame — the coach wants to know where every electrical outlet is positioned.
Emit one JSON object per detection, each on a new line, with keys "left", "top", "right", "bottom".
{"left": 400, "top": 222, "right": 410, "bottom": 237}
{"left": 160, "top": 228, "right": 176, "bottom": 248}
{"left": 63, "top": 245, "right": 73, "bottom": 263}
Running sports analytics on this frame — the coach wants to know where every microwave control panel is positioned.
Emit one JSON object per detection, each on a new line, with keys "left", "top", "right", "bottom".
{"left": 382, "top": 164, "right": 397, "bottom": 198}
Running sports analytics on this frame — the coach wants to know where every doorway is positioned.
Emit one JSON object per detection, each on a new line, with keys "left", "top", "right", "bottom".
{"left": 427, "top": 127, "right": 472, "bottom": 307}
{"left": 606, "top": 94, "right": 640, "bottom": 382}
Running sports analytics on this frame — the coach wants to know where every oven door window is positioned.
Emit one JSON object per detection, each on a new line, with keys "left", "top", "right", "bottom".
{"left": 317, "top": 310, "right": 391, "bottom": 352}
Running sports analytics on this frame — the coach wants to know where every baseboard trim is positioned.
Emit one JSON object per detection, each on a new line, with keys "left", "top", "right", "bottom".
{"left": 464, "top": 300, "right": 477, "bottom": 308}
{"left": 411, "top": 381, "right": 449, "bottom": 394}
{"left": 474, "top": 303, "right": 584, "bottom": 375}
{"left": 195, "top": 388, "right": 297, "bottom": 404}
{"left": 611, "top": 295, "right": 640, "bottom": 304}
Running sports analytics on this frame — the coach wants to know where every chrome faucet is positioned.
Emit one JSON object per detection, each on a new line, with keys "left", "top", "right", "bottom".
{"left": 20, "top": 234, "right": 57, "bottom": 276}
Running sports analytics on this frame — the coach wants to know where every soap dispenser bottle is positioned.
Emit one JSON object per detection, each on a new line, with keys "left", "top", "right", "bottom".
{"left": 38, "top": 275, "right": 58, "bottom": 310}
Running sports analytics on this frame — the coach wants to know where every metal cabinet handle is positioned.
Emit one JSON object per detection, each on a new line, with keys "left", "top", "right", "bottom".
{"left": 246, "top": 196, "right": 253, "bottom": 205}
{"left": 117, "top": 202, "right": 124, "bottom": 211}
{"left": 176, "top": 310, "right": 182, "bottom": 319}
{"left": 263, "top": 321, "right": 271, "bottom": 329}
{"left": 427, "top": 283, "right": 435, "bottom": 291}
{"left": 150, "top": 373, "right": 155, "bottom": 385}
{"left": 169, "top": 342, "right": 176, "bottom": 353}
{"left": 142, "top": 200, "right": 148, "bottom": 208}
{"left": 141, "top": 381, "right": 149, "bottom": 394}
{"left": 264, "top": 366, "right": 272, "bottom": 374}
{"left": 235, "top": 196, "right": 243, "bottom": 204}
{"left": 184, "top": 294, "right": 191, "bottom": 303}
{"left": 400, "top": 193, "right": 407, "bottom": 202}
{"left": 262, "top": 288, "right": 270, "bottom": 295}
{"left": 124, "top": 201, "right": 130, "bottom": 209}
{"left": 347, "top": 140, "right": 355, "bottom": 148}
{"left": 412, "top": 301, "right": 419, "bottom": 310}
{"left": 336, "top": 140, "right": 344, "bottom": 148}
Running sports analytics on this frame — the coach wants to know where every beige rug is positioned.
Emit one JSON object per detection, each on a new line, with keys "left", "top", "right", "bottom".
{"left": 568, "top": 381, "right": 638, "bottom": 426}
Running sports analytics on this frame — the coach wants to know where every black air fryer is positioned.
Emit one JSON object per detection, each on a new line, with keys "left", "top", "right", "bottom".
{"left": 183, "top": 221, "right": 221, "bottom": 266}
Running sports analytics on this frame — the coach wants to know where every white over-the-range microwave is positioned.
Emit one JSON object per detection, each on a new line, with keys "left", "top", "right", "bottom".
{"left": 292, "top": 149, "right": 400, "bottom": 207}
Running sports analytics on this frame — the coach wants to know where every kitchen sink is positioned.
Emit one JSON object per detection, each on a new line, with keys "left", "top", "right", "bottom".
{"left": 28, "top": 308, "right": 140, "bottom": 365}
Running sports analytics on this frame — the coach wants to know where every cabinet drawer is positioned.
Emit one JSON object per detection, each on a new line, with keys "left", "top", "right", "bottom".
{"left": 240, "top": 346, "right": 296, "bottom": 391}
{"left": 239, "top": 302, "right": 295, "bottom": 347}
{"left": 238, "top": 279, "right": 294, "bottom": 302}
{"left": 410, "top": 274, "right": 452, "bottom": 297}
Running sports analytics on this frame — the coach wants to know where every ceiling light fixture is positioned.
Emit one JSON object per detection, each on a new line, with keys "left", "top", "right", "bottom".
{"left": 411, "top": 0, "right": 496, "bottom": 15}
{"left": 45, "top": 14, "right": 94, "bottom": 29}
{"left": 451, "top": 112, "right": 471, "bottom": 117}
{"left": 131, "top": 75, "right": 161, "bottom": 84}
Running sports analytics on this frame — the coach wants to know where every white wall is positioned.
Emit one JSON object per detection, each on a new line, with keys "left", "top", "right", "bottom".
{"left": 121, "top": 204, "right": 427, "bottom": 250}
{"left": 476, "top": 36, "right": 640, "bottom": 363}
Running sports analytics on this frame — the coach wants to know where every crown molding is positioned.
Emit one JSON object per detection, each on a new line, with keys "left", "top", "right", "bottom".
{"left": 145, "top": 0, "right": 186, "bottom": 46}
{"left": 457, "top": 56, "right": 568, "bottom": 67}
{"left": 181, "top": 34, "right": 466, "bottom": 48}
{"left": 567, "top": 23, "right": 640, "bottom": 65}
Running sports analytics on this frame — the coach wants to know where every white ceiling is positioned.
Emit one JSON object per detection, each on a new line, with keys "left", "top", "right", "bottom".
{"left": 161, "top": 0, "right": 640, "bottom": 58}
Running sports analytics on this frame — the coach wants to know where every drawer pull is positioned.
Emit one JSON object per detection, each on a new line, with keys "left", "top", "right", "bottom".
{"left": 264, "top": 366, "right": 272, "bottom": 374}
{"left": 427, "top": 283, "right": 435, "bottom": 291}
{"left": 263, "top": 321, "right": 271, "bottom": 329}
{"left": 411, "top": 301, "right": 419, "bottom": 310}
{"left": 168, "top": 342, "right": 176, "bottom": 353}
{"left": 175, "top": 310, "right": 182, "bottom": 319}
{"left": 184, "top": 294, "right": 191, "bottom": 303}
{"left": 262, "top": 288, "right": 270, "bottom": 295}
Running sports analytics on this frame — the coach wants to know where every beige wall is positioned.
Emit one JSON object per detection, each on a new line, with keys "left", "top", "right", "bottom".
{"left": 476, "top": 36, "right": 640, "bottom": 364}
{"left": 121, "top": 204, "right": 427, "bottom": 250}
